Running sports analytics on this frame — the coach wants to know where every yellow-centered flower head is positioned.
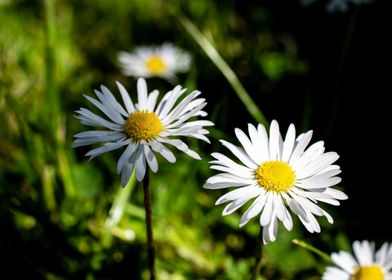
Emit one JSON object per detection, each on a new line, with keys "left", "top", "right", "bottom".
{"left": 124, "top": 110, "right": 163, "bottom": 142}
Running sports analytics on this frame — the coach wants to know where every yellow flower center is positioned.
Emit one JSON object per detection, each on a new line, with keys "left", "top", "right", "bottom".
{"left": 255, "top": 161, "right": 296, "bottom": 192}
{"left": 351, "top": 265, "right": 384, "bottom": 280}
{"left": 124, "top": 110, "right": 163, "bottom": 142}
{"left": 145, "top": 55, "right": 166, "bottom": 74}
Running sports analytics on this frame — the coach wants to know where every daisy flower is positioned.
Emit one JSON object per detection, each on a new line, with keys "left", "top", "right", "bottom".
{"left": 203, "top": 120, "right": 347, "bottom": 244}
{"left": 73, "top": 78, "right": 213, "bottom": 186}
{"left": 323, "top": 240, "right": 392, "bottom": 280}
{"left": 118, "top": 43, "right": 191, "bottom": 81}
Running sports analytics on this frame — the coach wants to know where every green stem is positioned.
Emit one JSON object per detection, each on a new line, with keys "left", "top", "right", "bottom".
{"left": 44, "top": 0, "right": 59, "bottom": 134}
{"left": 251, "top": 240, "right": 263, "bottom": 280}
{"left": 174, "top": 10, "right": 268, "bottom": 127}
{"left": 292, "top": 239, "right": 331, "bottom": 263}
{"left": 143, "top": 172, "right": 156, "bottom": 280}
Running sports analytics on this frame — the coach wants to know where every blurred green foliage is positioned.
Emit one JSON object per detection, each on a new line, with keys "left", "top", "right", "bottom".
{"left": 0, "top": 0, "right": 353, "bottom": 279}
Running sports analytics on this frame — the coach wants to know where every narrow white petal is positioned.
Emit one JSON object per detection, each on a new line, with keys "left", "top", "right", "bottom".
{"left": 116, "top": 81, "right": 136, "bottom": 114}
{"left": 289, "top": 130, "right": 313, "bottom": 164}
{"left": 259, "top": 193, "right": 274, "bottom": 226}
{"left": 121, "top": 161, "right": 134, "bottom": 187}
{"left": 99, "top": 85, "right": 129, "bottom": 117}
{"left": 85, "top": 139, "right": 129, "bottom": 159}
{"left": 84, "top": 95, "right": 124, "bottom": 124}
{"left": 144, "top": 145, "right": 158, "bottom": 173}
{"left": 222, "top": 196, "right": 251, "bottom": 215}
{"left": 72, "top": 133, "right": 125, "bottom": 148}
{"left": 135, "top": 150, "right": 147, "bottom": 181}
{"left": 296, "top": 152, "right": 340, "bottom": 179}
{"left": 216, "top": 186, "right": 261, "bottom": 205}
{"left": 146, "top": 90, "right": 159, "bottom": 112}
{"left": 282, "top": 124, "right": 296, "bottom": 162}
{"left": 235, "top": 127, "right": 260, "bottom": 165}
{"left": 211, "top": 152, "right": 254, "bottom": 175}
{"left": 331, "top": 252, "right": 358, "bottom": 274}
{"left": 257, "top": 124, "right": 270, "bottom": 162}
{"left": 149, "top": 141, "right": 176, "bottom": 163}
{"left": 220, "top": 140, "right": 258, "bottom": 169}
{"left": 137, "top": 78, "right": 149, "bottom": 110}
{"left": 117, "top": 143, "right": 138, "bottom": 174}
{"left": 239, "top": 191, "right": 267, "bottom": 227}
{"left": 247, "top": 123, "right": 265, "bottom": 163}
{"left": 269, "top": 120, "right": 281, "bottom": 161}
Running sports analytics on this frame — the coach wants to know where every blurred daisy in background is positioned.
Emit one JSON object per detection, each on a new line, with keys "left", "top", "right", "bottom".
{"left": 323, "top": 240, "right": 392, "bottom": 280}
{"left": 118, "top": 43, "right": 191, "bottom": 81}
{"left": 203, "top": 120, "right": 347, "bottom": 244}
{"left": 73, "top": 78, "right": 213, "bottom": 186}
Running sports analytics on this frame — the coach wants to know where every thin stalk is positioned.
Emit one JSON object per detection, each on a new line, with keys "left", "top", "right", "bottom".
{"left": 251, "top": 242, "right": 263, "bottom": 280}
{"left": 44, "top": 0, "right": 76, "bottom": 198}
{"left": 143, "top": 172, "right": 156, "bottom": 280}
{"left": 292, "top": 239, "right": 331, "bottom": 263}
{"left": 174, "top": 10, "right": 268, "bottom": 127}
{"left": 44, "top": 0, "right": 59, "bottom": 134}
{"left": 104, "top": 172, "right": 136, "bottom": 245}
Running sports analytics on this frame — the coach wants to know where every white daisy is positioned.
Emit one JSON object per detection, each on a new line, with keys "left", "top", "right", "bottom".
{"left": 73, "top": 78, "right": 213, "bottom": 186}
{"left": 118, "top": 43, "right": 191, "bottom": 80}
{"left": 203, "top": 120, "right": 348, "bottom": 244}
{"left": 323, "top": 240, "right": 392, "bottom": 280}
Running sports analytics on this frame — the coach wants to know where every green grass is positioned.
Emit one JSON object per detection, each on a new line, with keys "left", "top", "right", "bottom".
{"left": 0, "top": 1, "right": 358, "bottom": 279}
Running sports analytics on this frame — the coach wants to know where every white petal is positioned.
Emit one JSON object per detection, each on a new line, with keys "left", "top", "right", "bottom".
{"left": 282, "top": 124, "right": 296, "bottom": 162}
{"left": 137, "top": 78, "right": 148, "bottom": 110}
{"left": 297, "top": 168, "right": 341, "bottom": 186}
{"left": 257, "top": 123, "right": 270, "bottom": 162}
{"left": 235, "top": 127, "right": 259, "bottom": 165}
{"left": 72, "top": 133, "right": 125, "bottom": 148}
{"left": 289, "top": 130, "right": 313, "bottom": 165}
{"left": 296, "top": 152, "right": 340, "bottom": 179}
{"left": 269, "top": 120, "right": 282, "bottom": 161}
{"left": 135, "top": 150, "right": 147, "bottom": 181}
{"left": 99, "top": 85, "right": 129, "bottom": 117}
{"left": 146, "top": 90, "right": 159, "bottom": 112}
{"left": 121, "top": 161, "right": 134, "bottom": 187}
{"left": 117, "top": 143, "right": 138, "bottom": 174}
{"left": 144, "top": 145, "right": 158, "bottom": 173}
{"left": 149, "top": 141, "right": 176, "bottom": 163}
{"left": 353, "top": 240, "right": 375, "bottom": 266}
{"left": 331, "top": 251, "right": 358, "bottom": 274}
{"left": 222, "top": 197, "right": 251, "bottom": 215}
{"left": 216, "top": 186, "right": 261, "bottom": 205}
{"left": 75, "top": 108, "right": 123, "bottom": 131}
{"left": 259, "top": 192, "right": 274, "bottom": 226}
{"left": 272, "top": 192, "right": 288, "bottom": 222}
{"left": 85, "top": 95, "right": 124, "bottom": 124}
{"left": 211, "top": 152, "right": 254, "bottom": 175}
{"left": 116, "top": 81, "right": 136, "bottom": 114}
{"left": 324, "top": 188, "right": 348, "bottom": 200}
{"left": 85, "top": 139, "right": 129, "bottom": 159}
{"left": 297, "top": 176, "right": 341, "bottom": 189}
{"left": 239, "top": 191, "right": 267, "bottom": 227}
{"left": 322, "top": 266, "right": 351, "bottom": 280}
{"left": 220, "top": 140, "right": 258, "bottom": 169}
{"left": 247, "top": 123, "right": 265, "bottom": 163}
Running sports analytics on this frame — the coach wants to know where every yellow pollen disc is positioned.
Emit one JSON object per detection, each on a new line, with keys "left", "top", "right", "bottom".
{"left": 124, "top": 110, "right": 163, "bottom": 142}
{"left": 145, "top": 55, "right": 166, "bottom": 74}
{"left": 351, "top": 265, "right": 384, "bottom": 280}
{"left": 255, "top": 161, "right": 296, "bottom": 192}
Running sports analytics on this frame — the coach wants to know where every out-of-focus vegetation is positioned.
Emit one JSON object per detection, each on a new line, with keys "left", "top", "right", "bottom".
{"left": 0, "top": 0, "right": 386, "bottom": 279}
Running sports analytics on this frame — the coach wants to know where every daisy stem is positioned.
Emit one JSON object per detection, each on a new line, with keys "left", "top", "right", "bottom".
{"left": 292, "top": 239, "right": 331, "bottom": 263}
{"left": 174, "top": 10, "right": 269, "bottom": 127}
{"left": 143, "top": 171, "right": 156, "bottom": 280}
{"left": 251, "top": 242, "right": 263, "bottom": 280}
